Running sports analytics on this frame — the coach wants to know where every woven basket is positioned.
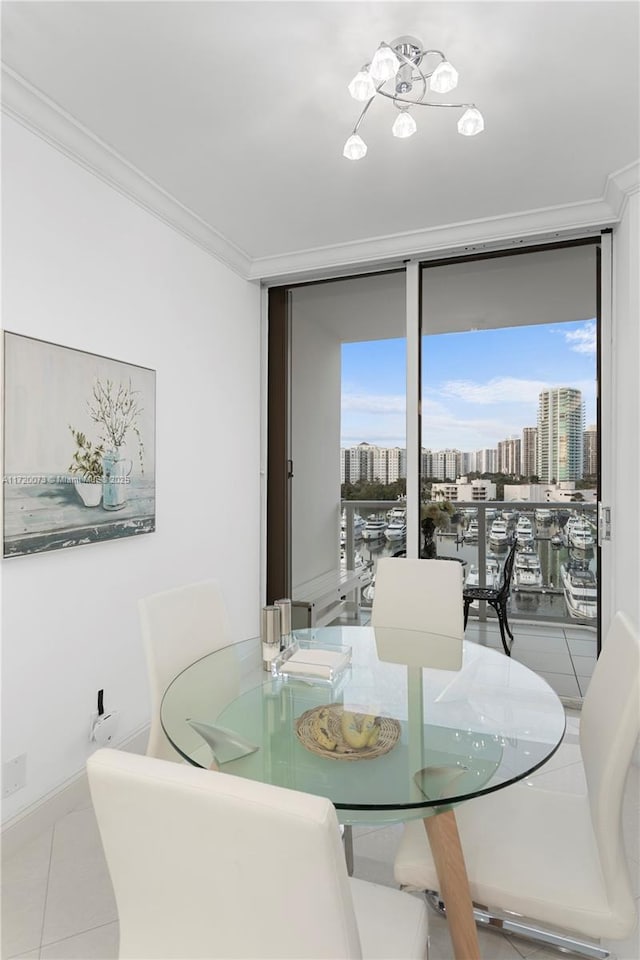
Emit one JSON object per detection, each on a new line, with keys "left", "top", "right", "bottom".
{"left": 295, "top": 704, "right": 401, "bottom": 761}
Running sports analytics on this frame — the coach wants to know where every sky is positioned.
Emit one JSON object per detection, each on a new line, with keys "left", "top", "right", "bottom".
{"left": 341, "top": 319, "right": 597, "bottom": 451}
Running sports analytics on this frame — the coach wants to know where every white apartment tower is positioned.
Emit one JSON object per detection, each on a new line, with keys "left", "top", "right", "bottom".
{"left": 387, "top": 447, "right": 406, "bottom": 483}
{"left": 537, "top": 388, "right": 584, "bottom": 481}
{"left": 421, "top": 449, "right": 433, "bottom": 479}
{"left": 432, "top": 449, "right": 460, "bottom": 481}
{"left": 498, "top": 437, "right": 521, "bottom": 476}
{"left": 475, "top": 448, "right": 498, "bottom": 474}
{"left": 522, "top": 427, "right": 538, "bottom": 478}
{"left": 583, "top": 424, "right": 598, "bottom": 478}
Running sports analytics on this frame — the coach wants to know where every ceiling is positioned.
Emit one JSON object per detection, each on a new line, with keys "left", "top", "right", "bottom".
{"left": 2, "top": 2, "right": 639, "bottom": 278}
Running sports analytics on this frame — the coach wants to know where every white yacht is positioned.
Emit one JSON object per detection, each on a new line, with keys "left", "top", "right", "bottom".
{"left": 465, "top": 556, "right": 500, "bottom": 589}
{"left": 561, "top": 561, "right": 597, "bottom": 620}
{"left": 362, "top": 574, "right": 376, "bottom": 604}
{"left": 384, "top": 518, "right": 407, "bottom": 541}
{"left": 340, "top": 548, "right": 372, "bottom": 585}
{"left": 535, "top": 507, "right": 553, "bottom": 524}
{"left": 362, "top": 515, "right": 387, "bottom": 540}
{"left": 465, "top": 557, "right": 500, "bottom": 610}
{"left": 514, "top": 548, "right": 543, "bottom": 588}
{"left": 340, "top": 511, "right": 365, "bottom": 544}
{"left": 568, "top": 516, "right": 595, "bottom": 551}
{"left": 515, "top": 515, "right": 534, "bottom": 544}
{"left": 489, "top": 517, "right": 509, "bottom": 548}
{"left": 464, "top": 518, "right": 479, "bottom": 542}
{"left": 386, "top": 505, "right": 406, "bottom": 523}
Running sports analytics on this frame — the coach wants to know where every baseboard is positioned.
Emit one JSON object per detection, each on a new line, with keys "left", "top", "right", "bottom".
{"left": 1, "top": 723, "right": 149, "bottom": 859}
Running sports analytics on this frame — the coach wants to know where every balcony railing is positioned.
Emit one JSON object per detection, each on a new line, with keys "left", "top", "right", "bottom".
{"left": 341, "top": 499, "right": 598, "bottom": 630}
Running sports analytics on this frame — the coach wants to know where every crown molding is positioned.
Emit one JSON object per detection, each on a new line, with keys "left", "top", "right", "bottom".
{"left": 604, "top": 160, "right": 640, "bottom": 220}
{"left": 3, "top": 64, "right": 636, "bottom": 287}
{"left": 1, "top": 65, "right": 252, "bottom": 279}
{"left": 249, "top": 198, "right": 616, "bottom": 283}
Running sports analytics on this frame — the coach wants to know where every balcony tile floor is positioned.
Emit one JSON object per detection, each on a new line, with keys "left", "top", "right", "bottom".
{"left": 3, "top": 621, "right": 637, "bottom": 960}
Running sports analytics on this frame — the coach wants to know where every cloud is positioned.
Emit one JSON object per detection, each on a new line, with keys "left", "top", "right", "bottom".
{"left": 439, "top": 377, "right": 551, "bottom": 405}
{"left": 341, "top": 392, "right": 405, "bottom": 415}
{"left": 564, "top": 322, "right": 596, "bottom": 354}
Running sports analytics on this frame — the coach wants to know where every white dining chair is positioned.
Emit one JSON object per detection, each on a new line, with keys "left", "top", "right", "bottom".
{"left": 87, "top": 748, "right": 429, "bottom": 960}
{"left": 371, "top": 557, "right": 464, "bottom": 670}
{"left": 394, "top": 610, "right": 640, "bottom": 958}
{"left": 139, "top": 579, "right": 232, "bottom": 761}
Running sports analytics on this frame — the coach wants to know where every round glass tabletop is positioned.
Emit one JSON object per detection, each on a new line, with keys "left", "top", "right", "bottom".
{"left": 161, "top": 625, "right": 566, "bottom": 825}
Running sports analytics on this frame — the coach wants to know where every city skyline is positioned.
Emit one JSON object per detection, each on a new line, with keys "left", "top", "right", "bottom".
{"left": 341, "top": 319, "right": 597, "bottom": 450}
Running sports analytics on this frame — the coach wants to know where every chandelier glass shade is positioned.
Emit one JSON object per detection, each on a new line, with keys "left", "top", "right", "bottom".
{"left": 344, "top": 36, "right": 484, "bottom": 159}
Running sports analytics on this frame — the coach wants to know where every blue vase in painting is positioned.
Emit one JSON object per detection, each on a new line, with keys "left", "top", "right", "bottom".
{"left": 102, "top": 449, "right": 132, "bottom": 511}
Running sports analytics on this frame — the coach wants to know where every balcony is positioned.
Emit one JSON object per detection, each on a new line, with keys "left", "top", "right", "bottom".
{"left": 340, "top": 499, "right": 598, "bottom": 703}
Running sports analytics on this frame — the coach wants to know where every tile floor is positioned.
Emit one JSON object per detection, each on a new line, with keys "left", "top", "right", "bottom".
{"left": 464, "top": 618, "right": 598, "bottom": 701}
{"left": 3, "top": 623, "right": 637, "bottom": 960}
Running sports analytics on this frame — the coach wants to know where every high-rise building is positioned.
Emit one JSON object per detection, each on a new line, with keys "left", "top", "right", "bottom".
{"left": 387, "top": 447, "right": 406, "bottom": 483}
{"left": 522, "top": 427, "right": 538, "bottom": 478}
{"left": 537, "top": 388, "right": 584, "bottom": 481}
{"left": 583, "top": 424, "right": 598, "bottom": 478}
{"left": 432, "top": 449, "right": 460, "bottom": 481}
{"left": 371, "top": 446, "right": 387, "bottom": 483}
{"left": 475, "top": 448, "right": 498, "bottom": 474}
{"left": 498, "top": 437, "right": 521, "bottom": 476}
{"left": 421, "top": 448, "right": 433, "bottom": 480}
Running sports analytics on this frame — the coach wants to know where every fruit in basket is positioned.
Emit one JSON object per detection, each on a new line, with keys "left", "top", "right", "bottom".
{"left": 341, "top": 711, "right": 379, "bottom": 749}
{"left": 312, "top": 708, "right": 337, "bottom": 751}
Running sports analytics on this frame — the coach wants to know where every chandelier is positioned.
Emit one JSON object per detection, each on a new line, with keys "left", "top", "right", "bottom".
{"left": 344, "top": 36, "right": 484, "bottom": 160}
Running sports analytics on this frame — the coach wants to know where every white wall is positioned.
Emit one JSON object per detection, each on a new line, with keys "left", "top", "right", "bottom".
{"left": 1, "top": 117, "right": 262, "bottom": 822}
{"left": 610, "top": 193, "right": 640, "bottom": 631}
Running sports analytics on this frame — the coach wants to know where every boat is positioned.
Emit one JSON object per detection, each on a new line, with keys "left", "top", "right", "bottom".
{"left": 551, "top": 532, "right": 564, "bottom": 548}
{"left": 514, "top": 515, "right": 534, "bottom": 545}
{"left": 362, "top": 515, "right": 387, "bottom": 540}
{"left": 568, "top": 516, "right": 595, "bottom": 551}
{"left": 340, "top": 511, "right": 365, "bottom": 544}
{"left": 384, "top": 518, "right": 407, "bottom": 541}
{"left": 561, "top": 560, "right": 597, "bottom": 620}
{"left": 535, "top": 507, "right": 553, "bottom": 524}
{"left": 503, "top": 507, "right": 518, "bottom": 522}
{"left": 362, "top": 574, "right": 375, "bottom": 604}
{"left": 386, "top": 505, "right": 406, "bottom": 523}
{"left": 464, "top": 518, "right": 479, "bottom": 542}
{"left": 465, "top": 556, "right": 500, "bottom": 589}
{"left": 465, "top": 557, "right": 500, "bottom": 609}
{"left": 489, "top": 517, "right": 509, "bottom": 549}
{"left": 340, "top": 548, "right": 372, "bottom": 585}
{"left": 513, "top": 547, "right": 543, "bottom": 589}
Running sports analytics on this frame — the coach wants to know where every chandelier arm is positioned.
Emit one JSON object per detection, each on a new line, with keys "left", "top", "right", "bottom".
{"left": 351, "top": 94, "right": 377, "bottom": 136}
{"left": 377, "top": 90, "right": 477, "bottom": 110}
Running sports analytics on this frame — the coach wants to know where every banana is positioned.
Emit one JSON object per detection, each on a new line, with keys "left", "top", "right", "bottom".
{"left": 366, "top": 723, "right": 380, "bottom": 747}
{"left": 312, "top": 708, "right": 337, "bottom": 751}
{"left": 341, "top": 711, "right": 378, "bottom": 749}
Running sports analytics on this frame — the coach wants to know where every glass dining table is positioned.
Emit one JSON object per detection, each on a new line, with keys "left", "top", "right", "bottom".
{"left": 161, "top": 625, "right": 566, "bottom": 960}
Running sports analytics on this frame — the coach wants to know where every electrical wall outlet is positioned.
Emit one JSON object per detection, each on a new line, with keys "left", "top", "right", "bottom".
{"left": 89, "top": 711, "right": 120, "bottom": 746}
{"left": 3, "top": 754, "right": 26, "bottom": 798}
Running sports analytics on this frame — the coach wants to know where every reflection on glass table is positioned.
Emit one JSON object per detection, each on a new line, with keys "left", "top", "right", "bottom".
{"left": 161, "top": 624, "right": 565, "bottom": 960}
{"left": 161, "top": 625, "right": 565, "bottom": 823}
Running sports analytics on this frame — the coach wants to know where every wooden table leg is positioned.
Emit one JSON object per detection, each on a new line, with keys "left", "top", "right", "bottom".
{"left": 423, "top": 809, "right": 480, "bottom": 960}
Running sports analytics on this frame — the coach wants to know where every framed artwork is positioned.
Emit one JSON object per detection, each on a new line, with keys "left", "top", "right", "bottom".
{"left": 3, "top": 332, "right": 156, "bottom": 557}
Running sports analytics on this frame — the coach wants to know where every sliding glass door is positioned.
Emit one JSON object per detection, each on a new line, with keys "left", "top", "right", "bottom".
{"left": 267, "top": 238, "right": 604, "bottom": 693}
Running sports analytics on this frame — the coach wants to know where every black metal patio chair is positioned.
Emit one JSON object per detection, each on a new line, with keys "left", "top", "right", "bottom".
{"left": 463, "top": 538, "right": 518, "bottom": 656}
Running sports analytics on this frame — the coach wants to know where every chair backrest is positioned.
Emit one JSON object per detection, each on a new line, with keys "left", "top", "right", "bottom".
{"left": 139, "top": 580, "right": 232, "bottom": 761}
{"left": 580, "top": 611, "right": 640, "bottom": 931}
{"left": 87, "top": 749, "right": 363, "bottom": 960}
{"left": 496, "top": 539, "right": 518, "bottom": 600}
{"left": 371, "top": 558, "right": 464, "bottom": 668}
